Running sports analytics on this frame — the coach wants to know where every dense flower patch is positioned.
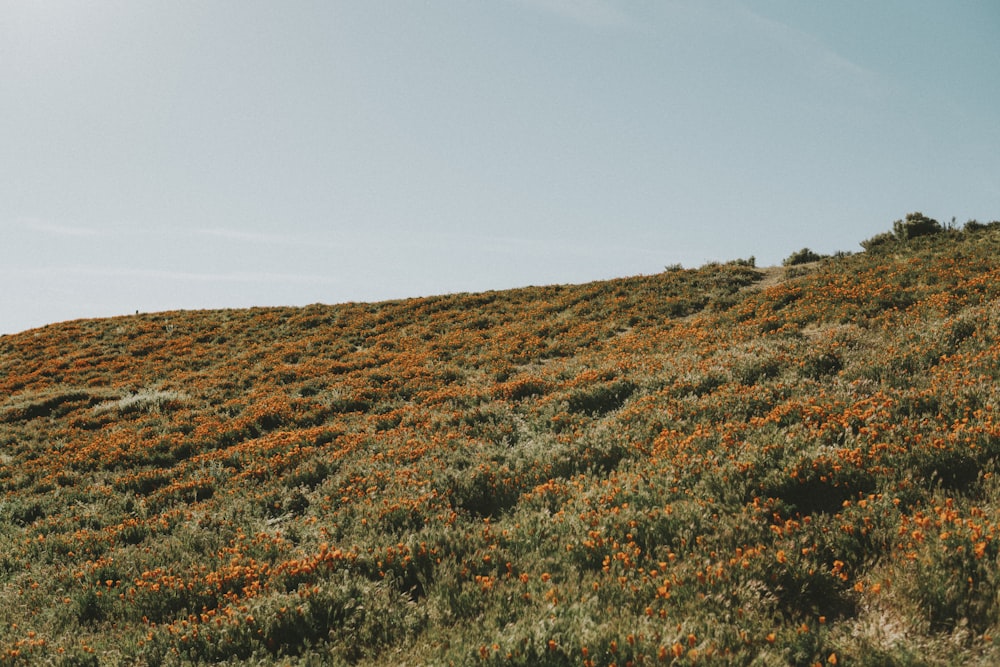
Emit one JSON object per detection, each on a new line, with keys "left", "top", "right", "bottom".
{"left": 1, "top": 227, "right": 999, "bottom": 664}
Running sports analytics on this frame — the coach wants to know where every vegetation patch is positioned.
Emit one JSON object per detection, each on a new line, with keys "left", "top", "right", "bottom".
{"left": 0, "top": 216, "right": 999, "bottom": 664}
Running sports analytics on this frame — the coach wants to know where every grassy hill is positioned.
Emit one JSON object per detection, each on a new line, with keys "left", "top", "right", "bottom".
{"left": 2, "top": 222, "right": 1000, "bottom": 666}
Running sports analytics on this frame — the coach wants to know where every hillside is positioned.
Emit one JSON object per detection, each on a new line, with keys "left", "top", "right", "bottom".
{"left": 2, "top": 224, "right": 1000, "bottom": 666}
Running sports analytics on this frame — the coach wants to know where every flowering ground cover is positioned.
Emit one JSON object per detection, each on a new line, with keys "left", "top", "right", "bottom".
{"left": 1, "top": 223, "right": 1000, "bottom": 665}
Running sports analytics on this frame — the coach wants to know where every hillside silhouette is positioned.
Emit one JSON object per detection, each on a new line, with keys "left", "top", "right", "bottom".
{"left": 2, "top": 220, "right": 1000, "bottom": 665}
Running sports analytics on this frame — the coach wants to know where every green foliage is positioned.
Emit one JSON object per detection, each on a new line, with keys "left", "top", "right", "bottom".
{"left": 860, "top": 211, "right": 963, "bottom": 252}
{"left": 892, "top": 211, "right": 942, "bottom": 241}
{"left": 783, "top": 247, "right": 825, "bottom": 266}
{"left": 964, "top": 219, "right": 1000, "bottom": 233}
{"left": 859, "top": 231, "right": 897, "bottom": 252}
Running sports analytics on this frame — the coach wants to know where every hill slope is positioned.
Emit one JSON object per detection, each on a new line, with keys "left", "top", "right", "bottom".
{"left": 2, "top": 226, "right": 1000, "bottom": 665}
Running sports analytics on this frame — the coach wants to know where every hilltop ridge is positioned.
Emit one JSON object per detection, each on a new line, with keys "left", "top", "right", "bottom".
{"left": 1, "top": 223, "right": 1000, "bottom": 665}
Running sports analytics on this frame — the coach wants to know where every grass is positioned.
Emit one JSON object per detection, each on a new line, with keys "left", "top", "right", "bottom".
{"left": 0, "top": 222, "right": 999, "bottom": 665}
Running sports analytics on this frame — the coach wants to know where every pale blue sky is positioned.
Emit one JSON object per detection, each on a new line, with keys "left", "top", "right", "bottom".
{"left": 2, "top": 1, "right": 998, "bottom": 335}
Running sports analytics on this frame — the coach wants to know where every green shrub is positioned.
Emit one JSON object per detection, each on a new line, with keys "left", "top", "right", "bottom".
{"left": 783, "top": 248, "right": 824, "bottom": 266}
{"left": 801, "top": 351, "right": 842, "bottom": 379}
{"left": 964, "top": 219, "right": 986, "bottom": 233}
{"left": 860, "top": 231, "right": 896, "bottom": 252}
{"left": 565, "top": 380, "right": 636, "bottom": 416}
{"left": 892, "top": 212, "right": 942, "bottom": 241}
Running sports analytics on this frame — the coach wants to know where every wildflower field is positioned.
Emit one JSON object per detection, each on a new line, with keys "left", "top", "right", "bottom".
{"left": 2, "top": 223, "right": 1000, "bottom": 665}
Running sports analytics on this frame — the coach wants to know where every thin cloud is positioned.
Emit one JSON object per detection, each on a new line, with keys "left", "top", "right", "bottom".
{"left": 195, "top": 227, "right": 302, "bottom": 246}
{"left": 17, "top": 218, "right": 101, "bottom": 237}
{"left": 469, "top": 233, "right": 666, "bottom": 260}
{"left": 511, "top": 0, "right": 636, "bottom": 29}
{"left": 736, "top": 3, "right": 882, "bottom": 94}
{"left": 3, "top": 265, "right": 341, "bottom": 285}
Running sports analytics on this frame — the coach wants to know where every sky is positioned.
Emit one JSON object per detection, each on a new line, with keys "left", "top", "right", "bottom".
{"left": 2, "top": 0, "right": 999, "bottom": 335}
